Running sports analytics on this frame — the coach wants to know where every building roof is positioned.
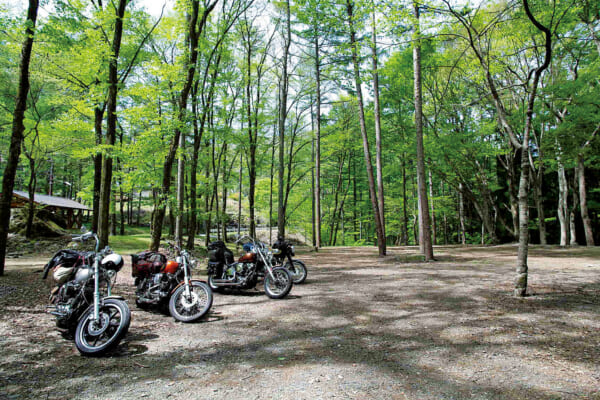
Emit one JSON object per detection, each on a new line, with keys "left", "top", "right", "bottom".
{"left": 12, "top": 190, "right": 91, "bottom": 211}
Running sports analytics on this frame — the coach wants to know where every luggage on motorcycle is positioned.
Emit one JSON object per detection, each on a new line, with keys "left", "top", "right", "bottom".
{"left": 43, "top": 249, "right": 83, "bottom": 280}
{"left": 131, "top": 251, "right": 167, "bottom": 278}
{"left": 208, "top": 241, "right": 234, "bottom": 264}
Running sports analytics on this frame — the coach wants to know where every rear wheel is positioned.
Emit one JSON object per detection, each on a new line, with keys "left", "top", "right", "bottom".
{"left": 169, "top": 281, "right": 213, "bottom": 322}
{"left": 74, "top": 299, "right": 130, "bottom": 356}
{"left": 284, "top": 260, "right": 307, "bottom": 284}
{"left": 264, "top": 267, "right": 293, "bottom": 299}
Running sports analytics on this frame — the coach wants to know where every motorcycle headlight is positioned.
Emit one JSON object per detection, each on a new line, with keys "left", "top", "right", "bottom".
{"left": 176, "top": 256, "right": 182, "bottom": 263}
{"left": 191, "top": 259, "right": 197, "bottom": 269}
{"left": 272, "top": 248, "right": 281, "bottom": 255}
{"left": 290, "top": 245, "right": 295, "bottom": 255}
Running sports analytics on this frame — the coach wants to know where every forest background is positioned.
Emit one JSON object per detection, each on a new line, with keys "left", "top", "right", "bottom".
{"left": 0, "top": 0, "right": 598, "bottom": 295}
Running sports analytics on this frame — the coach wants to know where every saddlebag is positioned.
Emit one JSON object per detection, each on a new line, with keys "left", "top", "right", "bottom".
{"left": 208, "top": 241, "right": 234, "bottom": 264}
{"left": 42, "top": 249, "right": 84, "bottom": 280}
{"left": 131, "top": 251, "right": 167, "bottom": 278}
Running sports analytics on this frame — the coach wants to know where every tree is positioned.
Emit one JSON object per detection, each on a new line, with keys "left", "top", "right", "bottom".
{"left": 0, "top": 0, "right": 39, "bottom": 276}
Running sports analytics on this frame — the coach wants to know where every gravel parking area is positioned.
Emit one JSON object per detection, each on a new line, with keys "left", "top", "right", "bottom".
{"left": 1, "top": 245, "right": 599, "bottom": 399}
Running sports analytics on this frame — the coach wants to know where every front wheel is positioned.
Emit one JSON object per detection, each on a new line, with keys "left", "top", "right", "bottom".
{"left": 74, "top": 299, "right": 131, "bottom": 356}
{"left": 264, "top": 267, "right": 293, "bottom": 299}
{"left": 169, "top": 281, "right": 213, "bottom": 322}
{"left": 284, "top": 260, "right": 307, "bottom": 284}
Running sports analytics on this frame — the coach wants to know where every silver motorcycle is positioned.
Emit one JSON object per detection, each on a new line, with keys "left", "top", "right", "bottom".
{"left": 43, "top": 231, "right": 131, "bottom": 356}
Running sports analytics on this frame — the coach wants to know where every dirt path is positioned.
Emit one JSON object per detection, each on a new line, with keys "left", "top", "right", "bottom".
{"left": 1, "top": 245, "right": 600, "bottom": 400}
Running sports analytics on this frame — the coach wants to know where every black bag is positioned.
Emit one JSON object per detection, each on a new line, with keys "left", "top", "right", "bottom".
{"left": 208, "top": 241, "right": 233, "bottom": 264}
{"left": 42, "top": 250, "right": 83, "bottom": 279}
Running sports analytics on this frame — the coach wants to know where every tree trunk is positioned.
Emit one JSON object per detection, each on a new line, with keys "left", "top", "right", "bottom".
{"left": 186, "top": 82, "right": 201, "bottom": 249}
{"left": 98, "top": 0, "right": 128, "bottom": 249}
{"left": 458, "top": 183, "right": 466, "bottom": 245}
{"left": 175, "top": 122, "right": 185, "bottom": 247}
{"left": 150, "top": 0, "right": 217, "bottom": 251}
{"left": 577, "top": 154, "right": 595, "bottom": 246}
{"left": 277, "top": 0, "right": 291, "bottom": 240}
{"left": 0, "top": 0, "right": 38, "bottom": 275}
{"left": 402, "top": 158, "right": 409, "bottom": 245}
{"left": 570, "top": 174, "right": 579, "bottom": 245}
{"left": 557, "top": 156, "right": 569, "bottom": 246}
{"left": 237, "top": 154, "right": 243, "bottom": 240}
{"left": 428, "top": 169, "right": 436, "bottom": 245}
{"left": 92, "top": 106, "right": 104, "bottom": 232}
{"left": 533, "top": 172, "right": 547, "bottom": 245}
{"left": 371, "top": 6, "right": 386, "bottom": 244}
{"left": 314, "top": 22, "right": 322, "bottom": 251}
{"left": 514, "top": 0, "right": 552, "bottom": 297}
{"left": 25, "top": 156, "right": 36, "bottom": 239}
{"left": 413, "top": 1, "right": 434, "bottom": 260}
{"left": 346, "top": 0, "right": 385, "bottom": 256}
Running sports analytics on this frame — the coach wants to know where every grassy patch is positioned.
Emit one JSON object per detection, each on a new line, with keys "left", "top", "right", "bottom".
{"left": 109, "top": 230, "right": 152, "bottom": 254}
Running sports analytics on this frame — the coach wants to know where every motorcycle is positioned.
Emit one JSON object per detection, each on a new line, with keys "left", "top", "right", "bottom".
{"left": 42, "top": 232, "right": 130, "bottom": 356}
{"left": 272, "top": 237, "right": 307, "bottom": 284}
{"left": 206, "top": 237, "right": 293, "bottom": 299}
{"left": 131, "top": 243, "right": 213, "bottom": 322}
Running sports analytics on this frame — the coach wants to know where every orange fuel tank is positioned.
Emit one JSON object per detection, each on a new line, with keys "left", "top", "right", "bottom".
{"left": 238, "top": 252, "right": 256, "bottom": 263}
{"left": 163, "top": 260, "right": 179, "bottom": 274}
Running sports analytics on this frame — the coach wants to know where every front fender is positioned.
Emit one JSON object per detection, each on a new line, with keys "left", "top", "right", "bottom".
{"left": 170, "top": 279, "right": 207, "bottom": 295}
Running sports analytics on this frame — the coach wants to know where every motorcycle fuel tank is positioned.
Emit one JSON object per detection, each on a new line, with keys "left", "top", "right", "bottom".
{"left": 74, "top": 267, "right": 93, "bottom": 282}
{"left": 238, "top": 252, "right": 256, "bottom": 263}
{"left": 163, "top": 260, "right": 179, "bottom": 274}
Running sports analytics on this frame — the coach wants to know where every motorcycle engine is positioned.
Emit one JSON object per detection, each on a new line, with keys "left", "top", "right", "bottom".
{"left": 137, "top": 273, "right": 171, "bottom": 303}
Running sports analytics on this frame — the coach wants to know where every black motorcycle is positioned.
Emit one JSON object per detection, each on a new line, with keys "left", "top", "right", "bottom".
{"left": 43, "top": 232, "right": 130, "bottom": 356}
{"left": 131, "top": 244, "right": 213, "bottom": 322}
{"left": 272, "top": 237, "right": 307, "bottom": 284}
{"left": 206, "top": 237, "right": 293, "bottom": 299}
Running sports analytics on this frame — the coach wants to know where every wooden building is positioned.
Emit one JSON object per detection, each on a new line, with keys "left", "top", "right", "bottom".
{"left": 7, "top": 190, "right": 91, "bottom": 229}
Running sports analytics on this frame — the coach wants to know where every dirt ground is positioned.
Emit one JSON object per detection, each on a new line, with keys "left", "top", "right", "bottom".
{"left": 1, "top": 244, "right": 600, "bottom": 400}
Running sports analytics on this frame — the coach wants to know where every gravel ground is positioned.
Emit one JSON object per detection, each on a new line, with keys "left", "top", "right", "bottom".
{"left": 1, "top": 244, "right": 600, "bottom": 400}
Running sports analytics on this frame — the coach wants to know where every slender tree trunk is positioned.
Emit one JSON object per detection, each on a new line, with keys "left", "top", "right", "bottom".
{"left": 577, "top": 154, "right": 595, "bottom": 246}
{"left": 25, "top": 156, "right": 36, "bottom": 239}
{"left": 314, "top": 24, "right": 322, "bottom": 251}
{"left": 371, "top": 6, "right": 386, "bottom": 244}
{"left": 175, "top": 123, "right": 185, "bottom": 247}
{"left": 402, "top": 158, "right": 409, "bottom": 245}
{"left": 557, "top": 155, "right": 569, "bottom": 246}
{"left": 428, "top": 169, "right": 436, "bottom": 245}
{"left": 0, "top": 0, "right": 38, "bottom": 275}
{"left": 137, "top": 190, "right": 142, "bottom": 226}
{"left": 458, "top": 183, "right": 466, "bottom": 245}
{"left": 570, "top": 176, "right": 578, "bottom": 245}
{"left": 413, "top": 1, "right": 433, "bottom": 260}
{"left": 514, "top": 0, "right": 552, "bottom": 296}
{"left": 98, "top": 0, "right": 128, "bottom": 249}
{"left": 277, "top": 0, "right": 291, "bottom": 240}
{"left": 186, "top": 82, "right": 201, "bottom": 249}
{"left": 150, "top": 0, "right": 217, "bottom": 251}
{"left": 238, "top": 154, "right": 242, "bottom": 239}
{"left": 533, "top": 172, "right": 547, "bottom": 245}
{"left": 311, "top": 131, "right": 316, "bottom": 247}
{"left": 269, "top": 129, "right": 276, "bottom": 244}
{"left": 346, "top": 0, "right": 385, "bottom": 256}
{"left": 92, "top": 107, "right": 104, "bottom": 232}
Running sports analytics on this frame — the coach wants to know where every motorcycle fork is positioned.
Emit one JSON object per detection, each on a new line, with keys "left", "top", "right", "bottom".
{"left": 93, "top": 256, "right": 100, "bottom": 322}
{"left": 182, "top": 258, "right": 192, "bottom": 298}
{"left": 258, "top": 250, "right": 277, "bottom": 280}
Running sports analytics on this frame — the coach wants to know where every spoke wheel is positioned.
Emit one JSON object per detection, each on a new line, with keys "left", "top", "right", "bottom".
{"left": 75, "top": 299, "right": 130, "bottom": 356}
{"left": 264, "top": 267, "right": 293, "bottom": 299}
{"left": 169, "top": 281, "right": 213, "bottom": 322}
{"left": 284, "top": 260, "right": 307, "bottom": 284}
